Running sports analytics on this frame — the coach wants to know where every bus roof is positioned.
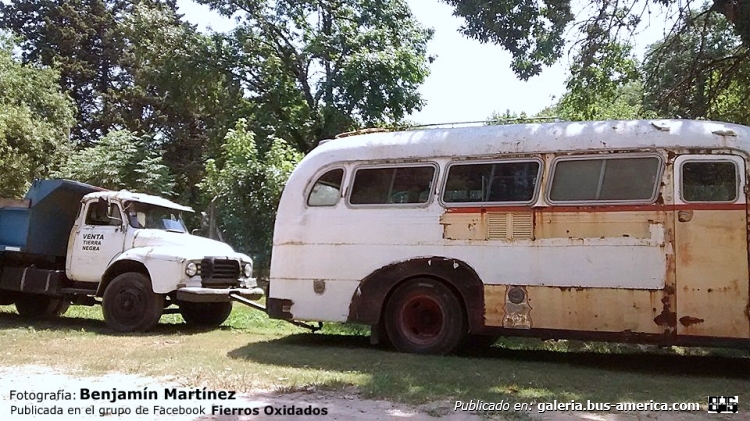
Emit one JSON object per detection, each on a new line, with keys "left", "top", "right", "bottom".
{"left": 307, "top": 120, "right": 750, "bottom": 166}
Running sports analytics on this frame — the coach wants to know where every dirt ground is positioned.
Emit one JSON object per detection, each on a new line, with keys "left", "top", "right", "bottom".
{"left": 0, "top": 365, "right": 744, "bottom": 421}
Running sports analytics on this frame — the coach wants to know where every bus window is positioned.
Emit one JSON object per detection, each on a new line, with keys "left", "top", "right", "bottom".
{"left": 442, "top": 160, "right": 540, "bottom": 204}
{"left": 349, "top": 165, "right": 435, "bottom": 205}
{"left": 307, "top": 168, "right": 344, "bottom": 206}
{"left": 681, "top": 161, "right": 738, "bottom": 202}
{"left": 549, "top": 156, "right": 661, "bottom": 203}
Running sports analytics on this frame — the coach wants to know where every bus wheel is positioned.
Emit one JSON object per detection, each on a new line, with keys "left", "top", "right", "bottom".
{"left": 179, "top": 302, "right": 232, "bottom": 327}
{"left": 384, "top": 278, "right": 467, "bottom": 355}
{"left": 15, "top": 294, "right": 69, "bottom": 318}
{"left": 0, "top": 291, "right": 16, "bottom": 306}
{"left": 103, "top": 272, "right": 164, "bottom": 332}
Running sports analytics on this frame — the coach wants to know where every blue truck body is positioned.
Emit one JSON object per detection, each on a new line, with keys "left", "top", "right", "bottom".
{"left": 0, "top": 179, "right": 102, "bottom": 258}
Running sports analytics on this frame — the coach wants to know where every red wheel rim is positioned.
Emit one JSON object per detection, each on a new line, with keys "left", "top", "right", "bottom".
{"left": 399, "top": 294, "right": 444, "bottom": 345}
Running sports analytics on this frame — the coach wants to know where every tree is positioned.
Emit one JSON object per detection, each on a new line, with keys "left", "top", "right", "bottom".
{"left": 197, "top": 0, "right": 433, "bottom": 152}
{"left": 442, "top": 0, "right": 750, "bottom": 79}
{"left": 53, "top": 129, "right": 174, "bottom": 196}
{"left": 0, "top": 34, "right": 75, "bottom": 198}
{"left": 1, "top": 0, "right": 249, "bottom": 202}
{"left": 0, "top": 0, "right": 130, "bottom": 144}
{"left": 554, "top": 81, "right": 657, "bottom": 121}
{"left": 642, "top": 12, "right": 750, "bottom": 124}
{"left": 200, "top": 119, "right": 303, "bottom": 274}
{"left": 119, "top": 2, "right": 248, "bottom": 202}
{"left": 442, "top": 0, "right": 750, "bottom": 120}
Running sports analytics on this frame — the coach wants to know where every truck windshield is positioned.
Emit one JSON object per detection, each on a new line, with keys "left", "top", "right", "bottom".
{"left": 125, "top": 202, "right": 187, "bottom": 233}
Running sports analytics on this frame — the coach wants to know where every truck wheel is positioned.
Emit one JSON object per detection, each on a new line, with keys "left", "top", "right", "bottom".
{"left": 384, "top": 278, "right": 467, "bottom": 355}
{"left": 15, "top": 294, "right": 69, "bottom": 318}
{"left": 179, "top": 302, "right": 232, "bottom": 327}
{"left": 103, "top": 272, "right": 163, "bottom": 332}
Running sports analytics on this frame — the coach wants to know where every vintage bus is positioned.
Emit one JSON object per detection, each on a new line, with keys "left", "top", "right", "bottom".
{"left": 265, "top": 119, "right": 750, "bottom": 354}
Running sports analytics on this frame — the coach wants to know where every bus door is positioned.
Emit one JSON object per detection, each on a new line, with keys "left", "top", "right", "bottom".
{"left": 673, "top": 154, "right": 749, "bottom": 339}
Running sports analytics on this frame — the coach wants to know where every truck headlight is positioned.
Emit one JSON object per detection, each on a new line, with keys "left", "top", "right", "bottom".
{"left": 243, "top": 263, "right": 252, "bottom": 278}
{"left": 185, "top": 262, "right": 198, "bottom": 277}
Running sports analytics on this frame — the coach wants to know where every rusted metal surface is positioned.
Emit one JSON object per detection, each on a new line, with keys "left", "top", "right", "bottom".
{"left": 347, "top": 257, "right": 485, "bottom": 332}
{"left": 535, "top": 208, "right": 667, "bottom": 239}
{"left": 266, "top": 297, "right": 294, "bottom": 320}
{"left": 674, "top": 209, "right": 749, "bottom": 338}
{"left": 485, "top": 285, "right": 667, "bottom": 334}
{"left": 440, "top": 211, "right": 533, "bottom": 240}
{"left": 679, "top": 316, "right": 705, "bottom": 327}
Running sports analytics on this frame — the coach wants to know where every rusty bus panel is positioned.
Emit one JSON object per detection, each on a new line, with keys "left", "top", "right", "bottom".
{"left": 485, "top": 285, "right": 667, "bottom": 334}
{"left": 534, "top": 210, "right": 668, "bottom": 239}
{"left": 674, "top": 209, "right": 750, "bottom": 338}
{"left": 440, "top": 212, "right": 486, "bottom": 240}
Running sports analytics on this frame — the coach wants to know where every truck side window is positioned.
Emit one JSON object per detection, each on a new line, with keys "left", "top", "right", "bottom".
{"left": 85, "top": 202, "right": 120, "bottom": 226}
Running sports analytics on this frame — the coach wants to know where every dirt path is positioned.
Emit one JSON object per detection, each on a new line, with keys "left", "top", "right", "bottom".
{"left": 0, "top": 365, "right": 743, "bottom": 421}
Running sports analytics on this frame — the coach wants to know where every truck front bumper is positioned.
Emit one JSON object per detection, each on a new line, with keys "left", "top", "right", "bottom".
{"left": 176, "top": 286, "right": 264, "bottom": 303}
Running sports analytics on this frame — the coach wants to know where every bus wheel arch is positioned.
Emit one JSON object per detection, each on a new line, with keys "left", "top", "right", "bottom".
{"left": 348, "top": 257, "right": 485, "bottom": 350}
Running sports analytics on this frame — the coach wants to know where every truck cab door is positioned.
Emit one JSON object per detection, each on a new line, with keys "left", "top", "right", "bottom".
{"left": 67, "top": 200, "right": 127, "bottom": 284}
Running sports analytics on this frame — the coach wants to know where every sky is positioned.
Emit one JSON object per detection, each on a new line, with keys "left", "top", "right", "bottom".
{"left": 174, "top": 1, "right": 670, "bottom": 126}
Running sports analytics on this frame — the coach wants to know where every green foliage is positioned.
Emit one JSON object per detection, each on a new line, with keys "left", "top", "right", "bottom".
{"left": 0, "top": 0, "right": 130, "bottom": 144}
{"left": 486, "top": 110, "right": 560, "bottom": 125}
{"left": 441, "top": 0, "right": 750, "bottom": 98}
{"left": 53, "top": 130, "right": 174, "bottom": 196}
{"left": 642, "top": 11, "right": 750, "bottom": 124}
{"left": 118, "top": 2, "right": 247, "bottom": 202}
{"left": 199, "top": 0, "right": 433, "bottom": 151}
{"left": 0, "top": 34, "right": 75, "bottom": 198}
{"left": 563, "top": 40, "right": 641, "bottom": 120}
{"left": 556, "top": 81, "right": 656, "bottom": 121}
{"left": 201, "top": 119, "right": 303, "bottom": 274}
{"left": 1, "top": 0, "right": 247, "bottom": 204}
{"left": 442, "top": 0, "right": 573, "bottom": 80}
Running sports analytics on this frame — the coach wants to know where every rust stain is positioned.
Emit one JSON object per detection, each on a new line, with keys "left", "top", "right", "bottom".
{"left": 679, "top": 316, "right": 705, "bottom": 327}
{"left": 653, "top": 288, "right": 677, "bottom": 328}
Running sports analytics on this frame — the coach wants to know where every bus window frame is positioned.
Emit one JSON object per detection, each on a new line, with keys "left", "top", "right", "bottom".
{"left": 545, "top": 152, "right": 665, "bottom": 206}
{"left": 678, "top": 156, "right": 741, "bottom": 204}
{"left": 345, "top": 161, "right": 440, "bottom": 209}
{"left": 438, "top": 157, "right": 544, "bottom": 208}
{"left": 304, "top": 165, "right": 347, "bottom": 208}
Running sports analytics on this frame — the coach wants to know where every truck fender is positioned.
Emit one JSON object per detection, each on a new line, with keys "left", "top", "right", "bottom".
{"left": 98, "top": 258, "right": 150, "bottom": 297}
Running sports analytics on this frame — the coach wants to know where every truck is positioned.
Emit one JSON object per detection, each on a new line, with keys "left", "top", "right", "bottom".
{"left": 0, "top": 179, "right": 264, "bottom": 332}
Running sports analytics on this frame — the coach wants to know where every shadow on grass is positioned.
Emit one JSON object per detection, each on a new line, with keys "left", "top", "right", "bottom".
{"left": 0, "top": 308, "right": 228, "bottom": 336}
{"left": 227, "top": 332, "right": 750, "bottom": 405}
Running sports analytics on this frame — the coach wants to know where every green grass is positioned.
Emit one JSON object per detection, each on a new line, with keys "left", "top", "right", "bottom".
{"left": 0, "top": 303, "right": 748, "bottom": 410}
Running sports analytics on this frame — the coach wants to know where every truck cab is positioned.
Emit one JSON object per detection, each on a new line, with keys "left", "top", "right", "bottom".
{"left": 0, "top": 180, "right": 263, "bottom": 332}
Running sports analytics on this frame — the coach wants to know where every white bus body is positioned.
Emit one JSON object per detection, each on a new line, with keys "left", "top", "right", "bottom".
{"left": 267, "top": 119, "right": 750, "bottom": 354}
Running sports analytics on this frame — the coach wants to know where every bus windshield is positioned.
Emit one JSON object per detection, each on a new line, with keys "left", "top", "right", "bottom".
{"left": 125, "top": 201, "right": 187, "bottom": 233}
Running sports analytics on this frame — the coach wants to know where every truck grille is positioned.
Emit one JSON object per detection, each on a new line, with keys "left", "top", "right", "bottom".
{"left": 199, "top": 258, "right": 240, "bottom": 287}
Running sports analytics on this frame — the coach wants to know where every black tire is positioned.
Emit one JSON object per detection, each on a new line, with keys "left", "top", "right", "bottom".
{"left": 384, "top": 278, "right": 467, "bottom": 355}
{"left": 15, "top": 294, "right": 69, "bottom": 318}
{"left": 0, "top": 291, "right": 16, "bottom": 306}
{"left": 102, "top": 272, "right": 163, "bottom": 332}
{"left": 179, "top": 301, "right": 232, "bottom": 327}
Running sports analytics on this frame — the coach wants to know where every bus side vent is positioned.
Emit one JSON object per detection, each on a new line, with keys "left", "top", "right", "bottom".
{"left": 487, "top": 213, "right": 508, "bottom": 239}
{"left": 487, "top": 212, "right": 533, "bottom": 240}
